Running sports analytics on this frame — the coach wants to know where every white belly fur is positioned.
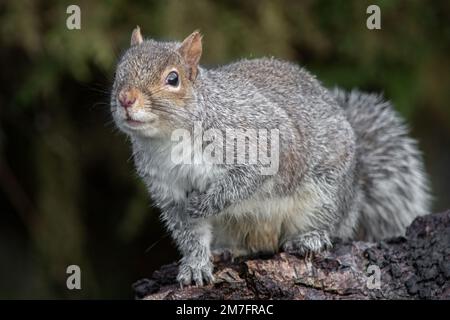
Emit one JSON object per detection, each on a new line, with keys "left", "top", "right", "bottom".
{"left": 209, "top": 180, "right": 325, "bottom": 256}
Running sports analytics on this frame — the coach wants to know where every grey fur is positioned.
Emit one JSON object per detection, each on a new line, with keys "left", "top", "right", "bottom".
{"left": 111, "top": 35, "right": 431, "bottom": 286}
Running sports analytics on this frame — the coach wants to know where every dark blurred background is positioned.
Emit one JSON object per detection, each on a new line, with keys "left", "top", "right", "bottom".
{"left": 0, "top": 0, "right": 449, "bottom": 299}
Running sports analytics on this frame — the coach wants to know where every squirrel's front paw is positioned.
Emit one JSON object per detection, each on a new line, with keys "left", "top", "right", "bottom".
{"left": 186, "top": 191, "right": 215, "bottom": 218}
{"left": 177, "top": 258, "right": 214, "bottom": 287}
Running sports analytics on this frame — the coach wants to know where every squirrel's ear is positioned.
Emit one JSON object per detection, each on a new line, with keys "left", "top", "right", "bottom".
{"left": 131, "top": 26, "right": 143, "bottom": 46}
{"left": 178, "top": 31, "right": 203, "bottom": 80}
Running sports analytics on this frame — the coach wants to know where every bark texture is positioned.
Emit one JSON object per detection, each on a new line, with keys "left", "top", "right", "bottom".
{"left": 133, "top": 211, "right": 450, "bottom": 300}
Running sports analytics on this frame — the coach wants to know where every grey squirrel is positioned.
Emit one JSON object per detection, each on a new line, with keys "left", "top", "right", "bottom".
{"left": 111, "top": 27, "right": 431, "bottom": 286}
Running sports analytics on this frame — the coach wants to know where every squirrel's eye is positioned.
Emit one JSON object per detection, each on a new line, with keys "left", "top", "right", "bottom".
{"left": 165, "top": 71, "right": 179, "bottom": 87}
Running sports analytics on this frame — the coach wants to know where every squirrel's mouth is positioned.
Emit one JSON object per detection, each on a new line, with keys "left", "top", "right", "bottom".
{"left": 123, "top": 117, "right": 156, "bottom": 129}
{"left": 126, "top": 118, "right": 145, "bottom": 126}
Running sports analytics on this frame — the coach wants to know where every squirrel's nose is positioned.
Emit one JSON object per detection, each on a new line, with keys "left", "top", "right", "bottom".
{"left": 118, "top": 90, "right": 137, "bottom": 109}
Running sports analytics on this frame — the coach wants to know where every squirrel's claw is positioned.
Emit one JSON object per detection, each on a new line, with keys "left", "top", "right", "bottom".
{"left": 282, "top": 230, "right": 332, "bottom": 257}
{"left": 177, "top": 259, "right": 215, "bottom": 287}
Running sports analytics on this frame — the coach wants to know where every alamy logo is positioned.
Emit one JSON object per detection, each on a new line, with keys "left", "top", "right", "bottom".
{"left": 66, "top": 5, "right": 81, "bottom": 30}
{"left": 366, "top": 264, "right": 381, "bottom": 289}
{"left": 170, "top": 122, "right": 280, "bottom": 175}
{"left": 366, "top": 5, "right": 381, "bottom": 30}
{"left": 66, "top": 265, "right": 81, "bottom": 290}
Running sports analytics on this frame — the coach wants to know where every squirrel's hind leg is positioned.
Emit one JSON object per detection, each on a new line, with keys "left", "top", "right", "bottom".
{"left": 282, "top": 230, "right": 332, "bottom": 256}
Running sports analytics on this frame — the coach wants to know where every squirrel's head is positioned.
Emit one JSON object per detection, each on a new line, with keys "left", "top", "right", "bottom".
{"left": 111, "top": 27, "right": 203, "bottom": 138}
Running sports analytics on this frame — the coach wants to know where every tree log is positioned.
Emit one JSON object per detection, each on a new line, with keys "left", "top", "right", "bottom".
{"left": 133, "top": 211, "right": 450, "bottom": 299}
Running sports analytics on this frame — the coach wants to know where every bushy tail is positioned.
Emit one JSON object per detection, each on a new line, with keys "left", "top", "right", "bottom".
{"left": 332, "top": 89, "right": 431, "bottom": 241}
